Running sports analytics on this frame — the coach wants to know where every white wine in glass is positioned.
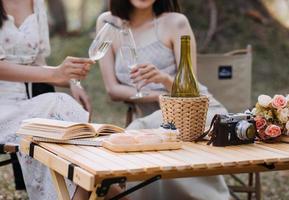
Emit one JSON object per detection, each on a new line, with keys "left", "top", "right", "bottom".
{"left": 89, "top": 22, "right": 118, "bottom": 61}
{"left": 89, "top": 40, "right": 112, "bottom": 61}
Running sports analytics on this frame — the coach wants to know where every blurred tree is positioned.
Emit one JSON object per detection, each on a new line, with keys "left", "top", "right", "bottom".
{"left": 179, "top": 0, "right": 287, "bottom": 52}
{"left": 46, "top": 0, "right": 289, "bottom": 38}
{"left": 78, "top": 0, "right": 108, "bottom": 30}
{"left": 47, "top": 0, "right": 68, "bottom": 35}
{"left": 47, "top": 0, "right": 107, "bottom": 35}
{"left": 179, "top": 0, "right": 218, "bottom": 52}
{"left": 80, "top": 0, "right": 89, "bottom": 29}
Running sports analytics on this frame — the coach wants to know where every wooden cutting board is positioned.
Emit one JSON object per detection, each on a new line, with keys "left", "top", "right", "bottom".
{"left": 102, "top": 141, "right": 182, "bottom": 152}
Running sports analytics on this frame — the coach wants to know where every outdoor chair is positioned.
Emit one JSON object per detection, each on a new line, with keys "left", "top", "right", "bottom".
{"left": 198, "top": 45, "right": 261, "bottom": 200}
{"left": 197, "top": 45, "right": 252, "bottom": 113}
{"left": 0, "top": 144, "right": 26, "bottom": 190}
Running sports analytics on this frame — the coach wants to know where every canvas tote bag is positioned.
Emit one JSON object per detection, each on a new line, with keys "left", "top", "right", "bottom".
{"left": 197, "top": 45, "right": 252, "bottom": 113}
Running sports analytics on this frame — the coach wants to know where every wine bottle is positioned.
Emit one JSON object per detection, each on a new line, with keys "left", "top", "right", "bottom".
{"left": 171, "top": 35, "right": 200, "bottom": 97}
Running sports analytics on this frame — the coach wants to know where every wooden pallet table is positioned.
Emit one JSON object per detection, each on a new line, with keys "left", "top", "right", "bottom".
{"left": 20, "top": 138, "right": 289, "bottom": 200}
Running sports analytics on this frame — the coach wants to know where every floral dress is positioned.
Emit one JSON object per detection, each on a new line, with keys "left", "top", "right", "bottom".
{"left": 0, "top": 0, "right": 89, "bottom": 199}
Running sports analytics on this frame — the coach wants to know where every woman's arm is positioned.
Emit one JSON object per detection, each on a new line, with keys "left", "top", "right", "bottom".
{"left": 97, "top": 12, "right": 160, "bottom": 103}
{"left": 170, "top": 13, "right": 197, "bottom": 74}
{"left": 0, "top": 56, "right": 93, "bottom": 84}
{"left": 32, "top": 54, "right": 92, "bottom": 112}
{"left": 129, "top": 13, "right": 197, "bottom": 93}
{"left": 32, "top": 55, "right": 70, "bottom": 87}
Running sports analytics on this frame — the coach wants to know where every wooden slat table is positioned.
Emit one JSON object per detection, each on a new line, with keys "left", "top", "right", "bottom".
{"left": 20, "top": 138, "right": 289, "bottom": 200}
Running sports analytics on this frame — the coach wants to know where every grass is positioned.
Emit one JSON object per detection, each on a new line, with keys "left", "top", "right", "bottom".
{"left": 1, "top": 0, "right": 289, "bottom": 198}
{"left": 0, "top": 156, "right": 28, "bottom": 200}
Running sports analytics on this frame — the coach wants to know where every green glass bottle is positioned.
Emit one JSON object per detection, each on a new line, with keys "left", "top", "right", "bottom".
{"left": 171, "top": 35, "right": 200, "bottom": 97}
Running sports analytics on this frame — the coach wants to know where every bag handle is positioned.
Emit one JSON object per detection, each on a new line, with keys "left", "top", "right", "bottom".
{"left": 224, "top": 45, "right": 252, "bottom": 56}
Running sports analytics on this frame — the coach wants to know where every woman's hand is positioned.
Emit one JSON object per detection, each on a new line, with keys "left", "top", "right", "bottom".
{"left": 130, "top": 64, "right": 173, "bottom": 91}
{"left": 52, "top": 57, "right": 94, "bottom": 84}
{"left": 70, "top": 83, "right": 92, "bottom": 113}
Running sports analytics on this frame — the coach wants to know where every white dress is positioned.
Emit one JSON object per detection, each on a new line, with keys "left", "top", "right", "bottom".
{"left": 0, "top": 0, "right": 89, "bottom": 199}
{"left": 115, "top": 18, "right": 230, "bottom": 200}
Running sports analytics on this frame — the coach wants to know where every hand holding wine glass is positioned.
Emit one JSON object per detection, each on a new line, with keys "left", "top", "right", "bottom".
{"left": 130, "top": 63, "right": 173, "bottom": 91}
{"left": 71, "top": 22, "right": 118, "bottom": 86}
{"left": 54, "top": 56, "right": 93, "bottom": 84}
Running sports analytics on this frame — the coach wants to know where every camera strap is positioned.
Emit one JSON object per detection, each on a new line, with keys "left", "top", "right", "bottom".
{"left": 195, "top": 114, "right": 220, "bottom": 145}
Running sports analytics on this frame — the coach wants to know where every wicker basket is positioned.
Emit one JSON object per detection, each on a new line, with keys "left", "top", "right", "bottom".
{"left": 159, "top": 95, "right": 209, "bottom": 142}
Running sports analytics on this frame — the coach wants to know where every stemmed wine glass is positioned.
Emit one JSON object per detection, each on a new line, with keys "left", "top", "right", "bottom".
{"left": 88, "top": 21, "right": 119, "bottom": 61}
{"left": 71, "top": 22, "right": 118, "bottom": 86}
{"left": 119, "top": 28, "right": 147, "bottom": 99}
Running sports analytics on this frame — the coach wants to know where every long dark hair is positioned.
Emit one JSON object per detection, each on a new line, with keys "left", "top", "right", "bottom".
{"left": 0, "top": 0, "right": 7, "bottom": 28}
{"left": 109, "top": 0, "right": 181, "bottom": 20}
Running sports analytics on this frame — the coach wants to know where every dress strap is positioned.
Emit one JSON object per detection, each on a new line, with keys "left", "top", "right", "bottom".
{"left": 34, "top": 0, "right": 51, "bottom": 57}
{"left": 153, "top": 17, "right": 161, "bottom": 42}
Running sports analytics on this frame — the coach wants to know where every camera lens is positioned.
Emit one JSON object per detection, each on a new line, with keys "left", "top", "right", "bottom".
{"left": 235, "top": 120, "right": 256, "bottom": 140}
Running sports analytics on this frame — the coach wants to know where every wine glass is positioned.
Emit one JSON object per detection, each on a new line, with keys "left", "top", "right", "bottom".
{"left": 71, "top": 22, "right": 118, "bottom": 86}
{"left": 119, "top": 28, "right": 147, "bottom": 99}
{"left": 89, "top": 22, "right": 119, "bottom": 61}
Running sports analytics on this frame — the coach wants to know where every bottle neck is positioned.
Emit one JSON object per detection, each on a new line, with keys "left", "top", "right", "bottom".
{"left": 180, "top": 39, "right": 191, "bottom": 67}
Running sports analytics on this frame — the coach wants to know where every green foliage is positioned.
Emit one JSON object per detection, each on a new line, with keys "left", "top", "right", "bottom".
{"left": 180, "top": 0, "right": 289, "bottom": 102}
{"left": 47, "top": 35, "right": 126, "bottom": 126}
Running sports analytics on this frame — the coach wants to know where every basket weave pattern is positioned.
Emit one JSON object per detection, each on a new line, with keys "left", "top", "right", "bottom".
{"left": 159, "top": 95, "right": 209, "bottom": 142}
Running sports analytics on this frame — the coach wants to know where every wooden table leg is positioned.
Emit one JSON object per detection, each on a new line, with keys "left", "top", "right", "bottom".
{"left": 89, "top": 186, "right": 104, "bottom": 200}
{"left": 50, "top": 169, "right": 70, "bottom": 200}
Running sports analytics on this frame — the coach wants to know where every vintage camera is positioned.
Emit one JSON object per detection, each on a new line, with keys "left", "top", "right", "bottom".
{"left": 211, "top": 113, "right": 257, "bottom": 147}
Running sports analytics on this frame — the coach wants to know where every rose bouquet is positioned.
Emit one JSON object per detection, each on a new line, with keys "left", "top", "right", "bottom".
{"left": 252, "top": 94, "right": 289, "bottom": 141}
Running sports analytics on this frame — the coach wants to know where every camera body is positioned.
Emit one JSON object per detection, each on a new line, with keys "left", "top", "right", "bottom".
{"left": 212, "top": 113, "right": 257, "bottom": 147}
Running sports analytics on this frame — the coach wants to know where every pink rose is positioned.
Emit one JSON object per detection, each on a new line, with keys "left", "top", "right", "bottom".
{"left": 254, "top": 116, "right": 267, "bottom": 130}
{"left": 258, "top": 129, "right": 268, "bottom": 140}
{"left": 272, "top": 95, "right": 287, "bottom": 109}
{"left": 264, "top": 125, "right": 281, "bottom": 138}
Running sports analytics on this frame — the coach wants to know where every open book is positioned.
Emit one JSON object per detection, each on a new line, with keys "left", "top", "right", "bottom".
{"left": 17, "top": 118, "right": 124, "bottom": 141}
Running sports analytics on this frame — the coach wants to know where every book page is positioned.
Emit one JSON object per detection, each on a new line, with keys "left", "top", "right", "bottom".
{"left": 22, "top": 118, "right": 88, "bottom": 128}
{"left": 89, "top": 123, "right": 124, "bottom": 135}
